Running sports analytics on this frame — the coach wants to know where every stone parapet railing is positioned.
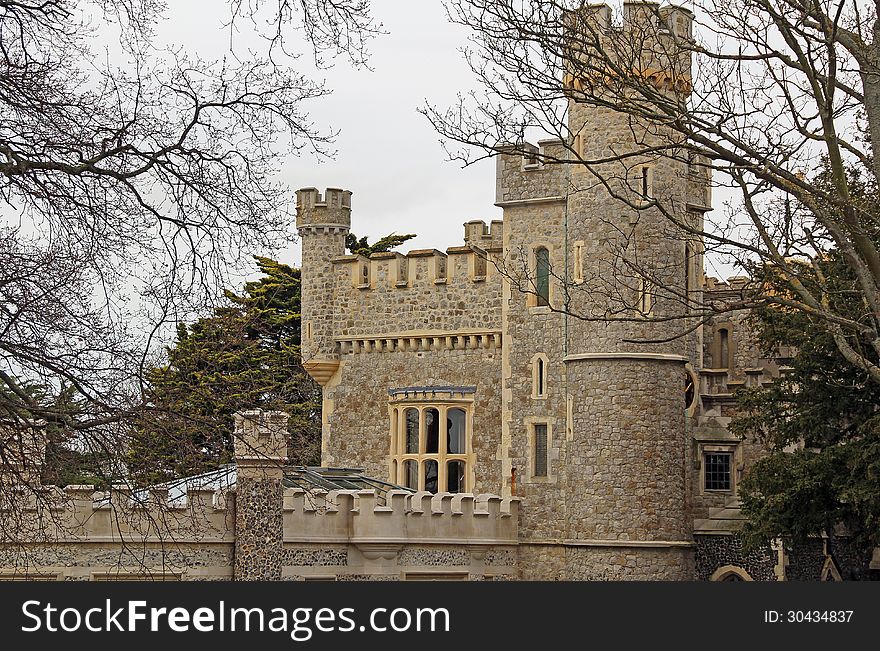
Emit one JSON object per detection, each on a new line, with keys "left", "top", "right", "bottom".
{"left": 282, "top": 489, "right": 520, "bottom": 547}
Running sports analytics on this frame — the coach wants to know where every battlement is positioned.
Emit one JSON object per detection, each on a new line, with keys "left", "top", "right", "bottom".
{"left": 464, "top": 219, "right": 504, "bottom": 250}
{"left": 703, "top": 275, "right": 753, "bottom": 293}
{"left": 331, "top": 235, "right": 501, "bottom": 291}
{"left": 2, "top": 483, "right": 233, "bottom": 543}
{"left": 233, "top": 409, "right": 288, "bottom": 467}
{"left": 282, "top": 488, "right": 520, "bottom": 545}
{"left": 564, "top": 2, "right": 694, "bottom": 95}
{"left": 296, "top": 187, "right": 352, "bottom": 230}
{"left": 579, "top": 2, "right": 693, "bottom": 38}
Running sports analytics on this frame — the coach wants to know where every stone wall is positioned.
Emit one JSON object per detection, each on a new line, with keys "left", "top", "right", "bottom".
{"left": 322, "top": 349, "right": 502, "bottom": 492}
{"left": 329, "top": 243, "right": 502, "bottom": 340}
{"left": 694, "top": 534, "right": 777, "bottom": 581}
{"left": 519, "top": 543, "right": 693, "bottom": 581}
{"left": 0, "top": 485, "right": 235, "bottom": 580}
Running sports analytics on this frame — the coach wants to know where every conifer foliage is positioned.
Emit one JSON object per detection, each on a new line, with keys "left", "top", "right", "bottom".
{"left": 129, "top": 257, "right": 320, "bottom": 484}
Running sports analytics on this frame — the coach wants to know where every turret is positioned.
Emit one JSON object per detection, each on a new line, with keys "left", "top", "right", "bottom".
{"left": 497, "top": 2, "right": 700, "bottom": 579}
{"left": 296, "top": 187, "right": 351, "bottom": 386}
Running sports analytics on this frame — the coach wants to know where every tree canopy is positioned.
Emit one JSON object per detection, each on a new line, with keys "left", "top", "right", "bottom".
{"left": 346, "top": 232, "right": 416, "bottom": 256}
{"left": 0, "top": 0, "right": 378, "bottom": 514}
{"left": 129, "top": 257, "right": 320, "bottom": 485}
{"left": 424, "top": 0, "right": 880, "bottom": 383}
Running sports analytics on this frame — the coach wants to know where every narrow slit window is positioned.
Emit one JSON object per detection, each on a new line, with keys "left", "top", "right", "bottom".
{"left": 684, "top": 244, "right": 691, "bottom": 299}
{"left": 573, "top": 241, "right": 584, "bottom": 284}
{"left": 534, "top": 357, "right": 547, "bottom": 398}
{"left": 534, "top": 424, "right": 548, "bottom": 477}
{"left": 638, "top": 278, "right": 654, "bottom": 316}
{"left": 535, "top": 247, "right": 550, "bottom": 306}
{"left": 719, "top": 328, "right": 730, "bottom": 369}
{"left": 640, "top": 166, "right": 653, "bottom": 197}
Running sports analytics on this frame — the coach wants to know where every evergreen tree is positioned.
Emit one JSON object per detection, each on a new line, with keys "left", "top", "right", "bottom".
{"left": 733, "top": 166, "right": 880, "bottom": 562}
{"left": 129, "top": 257, "right": 320, "bottom": 484}
{"left": 346, "top": 232, "right": 415, "bottom": 256}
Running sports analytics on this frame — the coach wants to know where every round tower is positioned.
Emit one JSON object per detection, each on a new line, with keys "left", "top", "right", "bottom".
{"left": 295, "top": 187, "right": 351, "bottom": 386}
{"left": 562, "top": 2, "right": 696, "bottom": 578}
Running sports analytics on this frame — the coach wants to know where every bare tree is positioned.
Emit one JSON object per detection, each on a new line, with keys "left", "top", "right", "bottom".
{"left": 423, "top": 0, "right": 880, "bottom": 379}
{"left": 0, "top": 0, "right": 379, "bottom": 547}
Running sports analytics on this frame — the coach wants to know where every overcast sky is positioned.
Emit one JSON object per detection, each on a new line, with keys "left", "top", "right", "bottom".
{"left": 164, "top": 1, "right": 500, "bottom": 269}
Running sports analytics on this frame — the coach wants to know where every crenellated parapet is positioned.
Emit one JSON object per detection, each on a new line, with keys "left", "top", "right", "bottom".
{"left": 563, "top": 2, "right": 694, "bottom": 95}
{"left": 1, "top": 483, "right": 233, "bottom": 544}
{"left": 464, "top": 219, "right": 504, "bottom": 251}
{"left": 282, "top": 489, "right": 520, "bottom": 546}
{"left": 331, "top": 241, "right": 501, "bottom": 291}
{"left": 295, "top": 187, "right": 352, "bottom": 233}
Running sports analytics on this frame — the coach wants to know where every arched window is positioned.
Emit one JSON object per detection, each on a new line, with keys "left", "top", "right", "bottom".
{"left": 405, "top": 408, "right": 419, "bottom": 454}
{"left": 532, "top": 354, "right": 549, "bottom": 399}
{"left": 535, "top": 247, "right": 550, "bottom": 306}
{"left": 709, "top": 565, "right": 753, "bottom": 581}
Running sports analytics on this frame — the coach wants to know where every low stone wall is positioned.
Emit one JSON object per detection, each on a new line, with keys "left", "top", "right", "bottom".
{"left": 0, "top": 486, "right": 520, "bottom": 581}
{"left": 279, "top": 489, "right": 520, "bottom": 580}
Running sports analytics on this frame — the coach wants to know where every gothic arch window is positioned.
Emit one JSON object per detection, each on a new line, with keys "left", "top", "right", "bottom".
{"left": 709, "top": 565, "right": 753, "bottom": 581}
{"left": 531, "top": 353, "right": 549, "bottom": 399}
{"left": 389, "top": 387, "right": 475, "bottom": 493}
{"left": 535, "top": 247, "right": 550, "bottom": 307}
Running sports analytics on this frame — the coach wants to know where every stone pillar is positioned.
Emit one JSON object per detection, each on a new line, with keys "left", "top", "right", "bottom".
{"left": 233, "top": 409, "right": 288, "bottom": 581}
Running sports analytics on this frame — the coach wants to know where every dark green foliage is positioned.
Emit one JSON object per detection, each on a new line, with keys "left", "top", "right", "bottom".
{"left": 346, "top": 232, "right": 415, "bottom": 256}
{"left": 733, "top": 249, "right": 880, "bottom": 554}
{"left": 2, "top": 383, "right": 112, "bottom": 488}
{"left": 128, "top": 257, "right": 321, "bottom": 485}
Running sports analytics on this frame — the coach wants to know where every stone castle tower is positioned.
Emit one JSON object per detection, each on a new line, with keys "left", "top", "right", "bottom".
{"left": 496, "top": 2, "right": 701, "bottom": 579}
{"left": 296, "top": 2, "right": 708, "bottom": 580}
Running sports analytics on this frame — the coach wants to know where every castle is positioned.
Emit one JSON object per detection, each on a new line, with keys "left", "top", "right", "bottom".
{"left": 1, "top": 2, "right": 877, "bottom": 581}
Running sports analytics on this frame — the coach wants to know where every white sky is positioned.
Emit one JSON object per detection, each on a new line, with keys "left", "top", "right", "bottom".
{"left": 165, "top": 0, "right": 501, "bottom": 270}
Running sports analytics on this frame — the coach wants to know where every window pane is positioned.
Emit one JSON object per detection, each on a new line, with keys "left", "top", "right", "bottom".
{"left": 403, "top": 460, "right": 418, "bottom": 489}
{"left": 534, "top": 424, "right": 548, "bottom": 477}
{"left": 536, "top": 248, "right": 550, "bottom": 306}
{"left": 424, "top": 460, "right": 438, "bottom": 494}
{"left": 425, "top": 408, "right": 439, "bottom": 453}
{"left": 447, "top": 461, "right": 465, "bottom": 493}
{"left": 405, "top": 408, "right": 419, "bottom": 454}
{"left": 704, "top": 453, "right": 731, "bottom": 490}
{"left": 447, "top": 408, "right": 466, "bottom": 454}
